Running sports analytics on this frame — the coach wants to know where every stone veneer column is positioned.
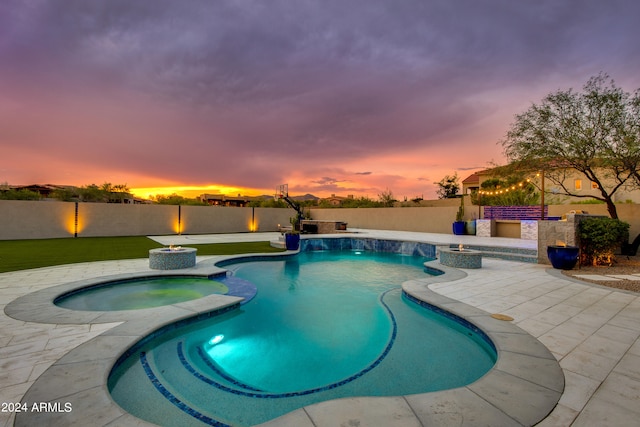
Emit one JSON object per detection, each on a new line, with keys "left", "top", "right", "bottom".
{"left": 537, "top": 214, "right": 605, "bottom": 264}
{"left": 520, "top": 220, "right": 538, "bottom": 240}
{"left": 476, "top": 219, "right": 495, "bottom": 237}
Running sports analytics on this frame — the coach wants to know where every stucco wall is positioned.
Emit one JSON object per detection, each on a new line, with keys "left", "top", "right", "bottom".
{"left": 0, "top": 200, "right": 73, "bottom": 239}
{"left": 549, "top": 204, "right": 640, "bottom": 242}
{"left": 1, "top": 200, "right": 639, "bottom": 241}
{"left": 309, "top": 206, "right": 459, "bottom": 234}
{"left": 0, "top": 201, "right": 292, "bottom": 240}
{"left": 78, "top": 203, "right": 177, "bottom": 237}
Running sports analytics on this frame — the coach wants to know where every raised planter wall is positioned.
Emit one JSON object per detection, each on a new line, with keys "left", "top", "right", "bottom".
{"left": 484, "top": 205, "right": 549, "bottom": 220}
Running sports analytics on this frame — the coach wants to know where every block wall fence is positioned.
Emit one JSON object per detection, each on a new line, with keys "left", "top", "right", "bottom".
{"left": 0, "top": 201, "right": 291, "bottom": 240}
{"left": 1, "top": 200, "right": 639, "bottom": 242}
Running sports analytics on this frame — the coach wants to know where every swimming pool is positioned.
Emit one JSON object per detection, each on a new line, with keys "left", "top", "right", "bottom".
{"left": 108, "top": 250, "right": 497, "bottom": 426}
{"left": 54, "top": 276, "right": 229, "bottom": 311}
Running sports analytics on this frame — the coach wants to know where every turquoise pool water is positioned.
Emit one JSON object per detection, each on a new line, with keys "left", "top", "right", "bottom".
{"left": 54, "top": 277, "right": 229, "bottom": 311}
{"left": 108, "top": 251, "right": 496, "bottom": 426}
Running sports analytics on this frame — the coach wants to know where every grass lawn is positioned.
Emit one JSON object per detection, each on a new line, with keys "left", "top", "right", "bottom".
{"left": 0, "top": 236, "right": 284, "bottom": 273}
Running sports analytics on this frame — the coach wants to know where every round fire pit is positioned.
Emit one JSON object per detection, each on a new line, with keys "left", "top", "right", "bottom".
{"left": 439, "top": 247, "right": 482, "bottom": 269}
{"left": 149, "top": 247, "right": 197, "bottom": 270}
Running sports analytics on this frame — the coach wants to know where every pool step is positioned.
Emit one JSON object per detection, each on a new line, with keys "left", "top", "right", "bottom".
{"left": 270, "top": 239, "right": 285, "bottom": 249}
{"left": 448, "top": 245, "right": 538, "bottom": 264}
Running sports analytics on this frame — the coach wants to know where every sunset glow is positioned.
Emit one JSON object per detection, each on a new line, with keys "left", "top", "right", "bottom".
{"left": 129, "top": 185, "right": 273, "bottom": 201}
{"left": 1, "top": 2, "right": 639, "bottom": 200}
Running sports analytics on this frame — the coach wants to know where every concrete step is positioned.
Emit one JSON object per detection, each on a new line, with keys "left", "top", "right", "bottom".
{"left": 481, "top": 251, "right": 538, "bottom": 263}
{"left": 446, "top": 244, "right": 538, "bottom": 263}
{"left": 270, "top": 239, "right": 285, "bottom": 249}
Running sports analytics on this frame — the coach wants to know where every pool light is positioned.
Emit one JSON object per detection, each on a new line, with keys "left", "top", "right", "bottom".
{"left": 208, "top": 334, "right": 225, "bottom": 346}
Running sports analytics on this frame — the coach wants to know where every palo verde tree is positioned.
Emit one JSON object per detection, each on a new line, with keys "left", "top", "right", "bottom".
{"left": 435, "top": 173, "right": 460, "bottom": 199}
{"left": 500, "top": 74, "right": 640, "bottom": 219}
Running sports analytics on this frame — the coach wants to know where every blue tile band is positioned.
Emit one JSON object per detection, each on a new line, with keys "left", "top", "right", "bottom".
{"left": 140, "top": 351, "right": 229, "bottom": 427}
{"left": 215, "top": 275, "right": 257, "bottom": 304}
{"left": 402, "top": 291, "right": 496, "bottom": 354}
{"left": 194, "top": 344, "right": 264, "bottom": 392}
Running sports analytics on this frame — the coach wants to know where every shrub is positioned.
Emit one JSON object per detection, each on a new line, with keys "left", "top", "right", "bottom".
{"left": 578, "top": 217, "right": 629, "bottom": 266}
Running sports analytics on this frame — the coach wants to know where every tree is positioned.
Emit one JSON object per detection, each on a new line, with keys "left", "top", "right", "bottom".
{"left": 435, "top": 173, "right": 460, "bottom": 199}
{"left": 500, "top": 74, "right": 640, "bottom": 219}
{"left": 152, "top": 193, "right": 206, "bottom": 205}
{"left": 377, "top": 189, "right": 396, "bottom": 207}
{"left": 111, "top": 183, "right": 131, "bottom": 203}
{"left": 0, "top": 188, "right": 41, "bottom": 200}
{"left": 473, "top": 176, "right": 539, "bottom": 206}
{"left": 77, "top": 184, "right": 107, "bottom": 202}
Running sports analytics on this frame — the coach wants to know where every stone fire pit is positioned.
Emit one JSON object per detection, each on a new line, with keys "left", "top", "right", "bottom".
{"left": 149, "top": 247, "right": 197, "bottom": 270}
{"left": 439, "top": 247, "right": 482, "bottom": 269}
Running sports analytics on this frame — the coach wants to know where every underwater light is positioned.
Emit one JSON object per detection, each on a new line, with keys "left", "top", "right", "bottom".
{"left": 355, "top": 251, "right": 362, "bottom": 255}
{"left": 208, "top": 334, "right": 224, "bottom": 345}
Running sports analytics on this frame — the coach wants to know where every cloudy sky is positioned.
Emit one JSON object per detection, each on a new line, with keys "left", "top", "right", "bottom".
{"left": 1, "top": 0, "right": 639, "bottom": 200}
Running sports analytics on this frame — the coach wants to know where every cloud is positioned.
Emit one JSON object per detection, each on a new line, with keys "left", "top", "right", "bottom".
{"left": 312, "top": 177, "right": 345, "bottom": 186}
{"left": 1, "top": 1, "right": 639, "bottom": 197}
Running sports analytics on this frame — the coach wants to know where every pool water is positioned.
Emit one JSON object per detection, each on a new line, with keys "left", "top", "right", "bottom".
{"left": 54, "top": 277, "right": 229, "bottom": 311}
{"left": 109, "top": 251, "right": 496, "bottom": 426}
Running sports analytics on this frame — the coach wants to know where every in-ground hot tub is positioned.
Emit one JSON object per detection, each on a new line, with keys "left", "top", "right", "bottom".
{"left": 149, "top": 247, "right": 197, "bottom": 270}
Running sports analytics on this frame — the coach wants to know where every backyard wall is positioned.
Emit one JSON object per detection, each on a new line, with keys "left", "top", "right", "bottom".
{"left": 548, "top": 204, "right": 640, "bottom": 243}
{"left": 1, "top": 200, "right": 639, "bottom": 242}
{"left": 309, "top": 206, "right": 460, "bottom": 234}
{"left": 0, "top": 201, "right": 291, "bottom": 240}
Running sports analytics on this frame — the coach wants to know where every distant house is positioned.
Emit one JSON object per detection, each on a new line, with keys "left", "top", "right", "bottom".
{"left": 462, "top": 167, "right": 640, "bottom": 204}
{"left": 461, "top": 172, "right": 482, "bottom": 195}
{"left": 199, "top": 193, "right": 252, "bottom": 207}
{"left": 322, "top": 194, "right": 351, "bottom": 206}
{"left": 10, "top": 184, "right": 70, "bottom": 198}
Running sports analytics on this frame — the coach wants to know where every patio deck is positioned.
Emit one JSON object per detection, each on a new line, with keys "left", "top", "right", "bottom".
{"left": 1, "top": 230, "right": 638, "bottom": 426}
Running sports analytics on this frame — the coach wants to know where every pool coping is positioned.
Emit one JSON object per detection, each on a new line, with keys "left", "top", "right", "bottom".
{"left": 6, "top": 243, "right": 563, "bottom": 427}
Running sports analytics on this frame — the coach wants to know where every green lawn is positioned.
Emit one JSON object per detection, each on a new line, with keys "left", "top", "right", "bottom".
{"left": 0, "top": 236, "right": 284, "bottom": 273}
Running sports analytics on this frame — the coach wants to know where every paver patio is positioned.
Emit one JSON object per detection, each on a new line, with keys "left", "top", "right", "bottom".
{"left": 1, "top": 230, "right": 638, "bottom": 426}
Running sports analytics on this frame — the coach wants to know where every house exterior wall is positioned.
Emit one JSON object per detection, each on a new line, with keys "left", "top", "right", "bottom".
{"left": 470, "top": 168, "right": 640, "bottom": 204}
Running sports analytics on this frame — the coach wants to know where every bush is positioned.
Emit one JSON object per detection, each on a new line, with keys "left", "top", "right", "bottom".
{"left": 578, "top": 217, "right": 629, "bottom": 266}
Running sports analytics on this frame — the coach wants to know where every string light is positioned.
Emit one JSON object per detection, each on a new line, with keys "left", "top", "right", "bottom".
{"left": 477, "top": 174, "right": 540, "bottom": 197}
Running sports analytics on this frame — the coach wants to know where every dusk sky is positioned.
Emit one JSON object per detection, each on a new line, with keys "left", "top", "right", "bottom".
{"left": 2, "top": 1, "right": 639, "bottom": 200}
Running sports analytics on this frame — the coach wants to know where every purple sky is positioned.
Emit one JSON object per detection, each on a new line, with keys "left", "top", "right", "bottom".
{"left": 1, "top": 0, "right": 639, "bottom": 199}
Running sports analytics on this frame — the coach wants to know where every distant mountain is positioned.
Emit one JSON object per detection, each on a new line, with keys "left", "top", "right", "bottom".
{"left": 291, "top": 193, "right": 319, "bottom": 201}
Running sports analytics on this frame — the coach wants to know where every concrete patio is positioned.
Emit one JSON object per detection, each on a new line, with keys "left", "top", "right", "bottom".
{"left": 1, "top": 230, "right": 638, "bottom": 426}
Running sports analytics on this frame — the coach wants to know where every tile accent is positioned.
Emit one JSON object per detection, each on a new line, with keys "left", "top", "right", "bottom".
{"left": 403, "top": 292, "right": 496, "bottom": 352}
{"left": 140, "top": 351, "right": 229, "bottom": 427}
{"left": 299, "top": 237, "right": 436, "bottom": 259}
{"left": 484, "top": 205, "right": 549, "bottom": 220}
{"left": 215, "top": 276, "right": 257, "bottom": 304}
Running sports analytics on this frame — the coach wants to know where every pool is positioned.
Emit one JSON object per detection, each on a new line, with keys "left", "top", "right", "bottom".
{"left": 108, "top": 250, "right": 497, "bottom": 426}
{"left": 54, "top": 276, "right": 229, "bottom": 311}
